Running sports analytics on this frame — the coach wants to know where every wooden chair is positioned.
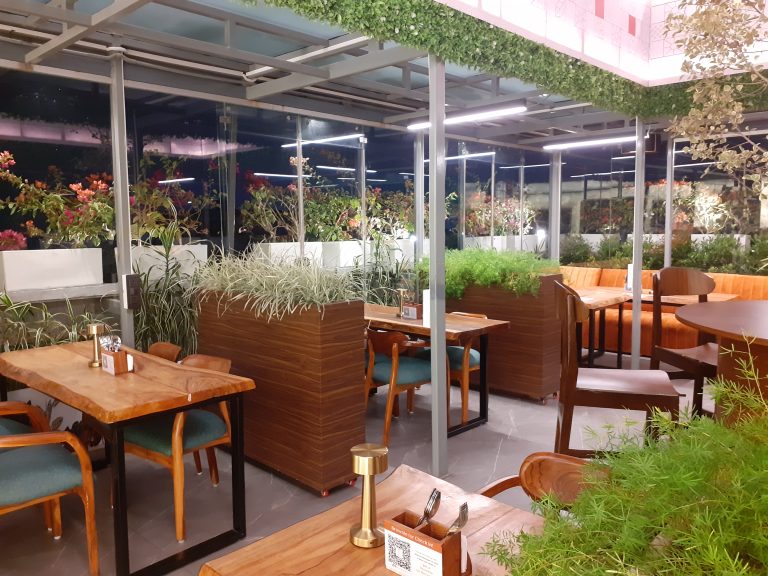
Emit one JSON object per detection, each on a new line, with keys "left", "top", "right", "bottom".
{"left": 650, "top": 267, "right": 719, "bottom": 416}
{"left": 365, "top": 329, "right": 433, "bottom": 446}
{"left": 480, "top": 451, "right": 592, "bottom": 506}
{"left": 124, "top": 353, "right": 233, "bottom": 543}
{"left": 147, "top": 341, "right": 182, "bottom": 362}
{"left": 0, "top": 402, "right": 99, "bottom": 575}
{"left": 554, "top": 281, "right": 680, "bottom": 457}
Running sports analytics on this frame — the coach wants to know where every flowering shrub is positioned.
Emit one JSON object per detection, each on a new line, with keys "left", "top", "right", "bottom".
{"left": 465, "top": 192, "right": 535, "bottom": 236}
{"left": 0, "top": 229, "right": 27, "bottom": 251}
{"left": 0, "top": 153, "right": 115, "bottom": 248}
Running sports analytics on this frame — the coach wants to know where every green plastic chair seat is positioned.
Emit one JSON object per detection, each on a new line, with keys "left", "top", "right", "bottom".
{"left": 372, "top": 356, "right": 432, "bottom": 386}
{"left": 0, "top": 444, "right": 82, "bottom": 507}
{"left": 124, "top": 409, "right": 227, "bottom": 457}
{"left": 0, "top": 417, "right": 32, "bottom": 436}
{"left": 415, "top": 346, "right": 481, "bottom": 370}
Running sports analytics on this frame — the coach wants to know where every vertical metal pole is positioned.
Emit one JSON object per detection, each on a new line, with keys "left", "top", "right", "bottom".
{"left": 490, "top": 153, "right": 496, "bottom": 249}
{"left": 664, "top": 137, "right": 675, "bottom": 267}
{"left": 358, "top": 136, "right": 368, "bottom": 268}
{"left": 548, "top": 152, "right": 562, "bottom": 261}
{"left": 225, "top": 108, "right": 237, "bottom": 254}
{"left": 108, "top": 48, "right": 134, "bottom": 347}
{"left": 458, "top": 146, "right": 466, "bottom": 250}
{"left": 428, "top": 54, "right": 448, "bottom": 478}
{"left": 414, "top": 132, "right": 425, "bottom": 260}
{"left": 296, "top": 117, "right": 304, "bottom": 257}
{"left": 631, "top": 120, "right": 646, "bottom": 369}
{"left": 518, "top": 152, "right": 525, "bottom": 251}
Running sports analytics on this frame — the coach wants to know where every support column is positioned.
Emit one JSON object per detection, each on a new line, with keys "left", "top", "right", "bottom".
{"left": 664, "top": 137, "right": 675, "bottom": 267}
{"left": 631, "top": 120, "right": 646, "bottom": 369}
{"left": 296, "top": 117, "right": 304, "bottom": 258}
{"left": 225, "top": 108, "right": 237, "bottom": 254}
{"left": 548, "top": 152, "right": 562, "bottom": 261}
{"left": 458, "top": 142, "right": 467, "bottom": 250}
{"left": 414, "top": 132, "right": 425, "bottom": 260}
{"left": 428, "top": 54, "right": 448, "bottom": 478}
{"left": 358, "top": 135, "right": 368, "bottom": 267}
{"left": 490, "top": 153, "right": 496, "bottom": 249}
{"left": 108, "top": 47, "right": 134, "bottom": 347}
{"left": 518, "top": 152, "right": 525, "bottom": 251}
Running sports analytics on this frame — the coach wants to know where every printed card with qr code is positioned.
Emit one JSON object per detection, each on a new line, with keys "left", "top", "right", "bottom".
{"left": 384, "top": 526, "right": 442, "bottom": 576}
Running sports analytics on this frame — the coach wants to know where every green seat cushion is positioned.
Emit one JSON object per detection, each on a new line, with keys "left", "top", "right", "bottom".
{"left": 124, "top": 409, "right": 227, "bottom": 456}
{"left": 372, "top": 356, "right": 432, "bottom": 386}
{"left": 0, "top": 444, "right": 82, "bottom": 506}
{"left": 415, "top": 346, "right": 481, "bottom": 370}
{"left": 0, "top": 417, "right": 32, "bottom": 436}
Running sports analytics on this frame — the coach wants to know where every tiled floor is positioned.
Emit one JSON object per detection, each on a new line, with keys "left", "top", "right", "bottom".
{"left": 0, "top": 356, "right": 703, "bottom": 576}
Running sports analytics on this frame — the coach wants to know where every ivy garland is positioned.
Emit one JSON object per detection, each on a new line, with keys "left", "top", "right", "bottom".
{"left": 257, "top": 0, "right": 693, "bottom": 119}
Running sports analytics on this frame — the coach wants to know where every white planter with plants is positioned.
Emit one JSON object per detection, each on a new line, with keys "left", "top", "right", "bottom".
{"left": 126, "top": 243, "right": 209, "bottom": 281}
{"left": 465, "top": 236, "right": 508, "bottom": 250}
{"left": 255, "top": 241, "right": 323, "bottom": 265}
{"left": 0, "top": 248, "right": 103, "bottom": 291}
{"left": 506, "top": 234, "right": 541, "bottom": 252}
{"left": 321, "top": 240, "right": 364, "bottom": 268}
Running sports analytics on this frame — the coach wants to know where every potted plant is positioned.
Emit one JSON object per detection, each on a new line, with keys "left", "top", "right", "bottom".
{"left": 192, "top": 251, "right": 365, "bottom": 495}
{"left": 0, "top": 151, "right": 114, "bottom": 291}
{"left": 417, "top": 249, "right": 561, "bottom": 400}
{"left": 485, "top": 357, "right": 768, "bottom": 574}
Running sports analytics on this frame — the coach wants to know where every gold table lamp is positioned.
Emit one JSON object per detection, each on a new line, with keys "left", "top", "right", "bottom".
{"left": 349, "top": 443, "right": 388, "bottom": 548}
{"left": 86, "top": 323, "right": 104, "bottom": 368}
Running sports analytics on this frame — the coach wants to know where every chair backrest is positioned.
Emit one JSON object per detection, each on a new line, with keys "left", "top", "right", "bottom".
{"left": 366, "top": 329, "right": 409, "bottom": 358}
{"left": 554, "top": 281, "right": 581, "bottom": 406}
{"left": 518, "top": 451, "right": 593, "bottom": 506}
{"left": 180, "top": 354, "right": 232, "bottom": 373}
{"left": 652, "top": 267, "right": 715, "bottom": 348}
{"left": 147, "top": 341, "right": 182, "bottom": 362}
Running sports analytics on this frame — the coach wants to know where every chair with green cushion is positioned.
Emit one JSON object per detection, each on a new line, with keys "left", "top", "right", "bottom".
{"left": 365, "top": 329, "right": 435, "bottom": 446}
{"left": 415, "top": 311, "right": 486, "bottom": 425}
{"left": 124, "top": 353, "right": 233, "bottom": 543}
{"left": 0, "top": 402, "right": 99, "bottom": 576}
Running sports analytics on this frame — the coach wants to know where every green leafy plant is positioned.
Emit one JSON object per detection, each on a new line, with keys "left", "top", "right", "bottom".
{"left": 191, "top": 249, "right": 361, "bottom": 321}
{"left": 485, "top": 345, "right": 768, "bottom": 575}
{"left": 133, "top": 221, "right": 199, "bottom": 356}
{"left": 595, "top": 235, "right": 632, "bottom": 262}
{"left": 417, "top": 249, "right": 559, "bottom": 299}
{"left": 559, "top": 235, "right": 593, "bottom": 265}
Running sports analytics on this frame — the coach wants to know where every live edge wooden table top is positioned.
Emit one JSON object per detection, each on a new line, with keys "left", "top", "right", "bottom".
{"left": 364, "top": 303, "right": 510, "bottom": 341}
{"left": 0, "top": 340, "right": 255, "bottom": 424}
{"left": 198, "top": 464, "right": 542, "bottom": 576}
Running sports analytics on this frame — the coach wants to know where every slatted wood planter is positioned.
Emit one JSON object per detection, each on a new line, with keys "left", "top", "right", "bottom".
{"left": 446, "top": 274, "right": 562, "bottom": 401}
{"left": 197, "top": 296, "right": 365, "bottom": 495}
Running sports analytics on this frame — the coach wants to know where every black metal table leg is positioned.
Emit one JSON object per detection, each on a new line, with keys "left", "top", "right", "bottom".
{"left": 588, "top": 309, "right": 596, "bottom": 367}
{"left": 230, "top": 394, "right": 246, "bottom": 537}
{"left": 617, "top": 302, "right": 624, "bottom": 368}
{"left": 598, "top": 308, "right": 607, "bottom": 355}
{"left": 110, "top": 425, "right": 130, "bottom": 576}
{"left": 448, "top": 334, "right": 488, "bottom": 437}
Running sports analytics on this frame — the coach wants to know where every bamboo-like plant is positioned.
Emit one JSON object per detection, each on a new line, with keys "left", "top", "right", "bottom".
{"left": 191, "top": 249, "right": 361, "bottom": 322}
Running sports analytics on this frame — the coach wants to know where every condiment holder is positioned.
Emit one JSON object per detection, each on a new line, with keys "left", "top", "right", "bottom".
{"left": 99, "top": 335, "right": 132, "bottom": 376}
{"left": 383, "top": 509, "right": 471, "bottom": 576}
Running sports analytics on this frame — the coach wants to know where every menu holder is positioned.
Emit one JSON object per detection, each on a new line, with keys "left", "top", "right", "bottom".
{"left": 383, "top": 510, "right": 471, "bottom": 576}
{"left": 401, "top": 303, "right": 423, "bottom": 320}
{"left": 101, "top": 349, "right": 130, "bottom": 376}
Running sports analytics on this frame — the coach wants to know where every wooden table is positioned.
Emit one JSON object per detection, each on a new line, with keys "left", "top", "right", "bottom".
{"left": 364, "top": 304, "right": 510, "bottom": 437}
{"left": 0, "top": 341, "right": 255, "bottom": 576}
{"left": 575, "top": 287, "right": 631, "bottom": 368}
{"left": 676, "top": 301, "right": 768, "bottom": 409}
{"left": 199, "top": 464, "right": 542, "bottom": 576}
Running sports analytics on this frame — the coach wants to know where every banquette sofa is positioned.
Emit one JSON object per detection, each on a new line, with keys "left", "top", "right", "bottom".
{"left": 560, "top": 265, "right": 768, "bottom": 356}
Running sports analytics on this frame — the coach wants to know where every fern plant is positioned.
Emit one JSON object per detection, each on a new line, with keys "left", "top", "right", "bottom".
{"left": 485, "top": 343, "right": 768, "bottom": 575}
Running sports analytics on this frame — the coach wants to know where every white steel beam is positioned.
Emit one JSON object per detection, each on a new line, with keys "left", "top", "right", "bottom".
{"left": 631, "top": 119, "right": 646, "bottom": 369}
{"left": 246, "top": 46, "right": 425, "bottom": 100}
{"left": 25, "top": 0, "right": 149, "bottom": 63}
{"left": 0, "top": 0, "right": 90, "bottom": 26}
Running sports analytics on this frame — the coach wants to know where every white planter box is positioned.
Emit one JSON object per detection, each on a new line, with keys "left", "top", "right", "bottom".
{"left": 577, "top": 234, "right": 619, "bottom": 250}
{"left": 465, "top": 236, "right": 507, "bottom": 250}
{"left": 506, "top": 234, "right": 540, "bottom": 252}
{"left": 125, "top": 244, "right": 209, "bottom": 281}
{"left": 321, "top": 241, "right": 364, "bottom": 268}
{"left": 627, "top": 234, "right": 750, "bottom": 250}
{"left": 254, "top": 242, "right": 323, "bottom": 265}
{"left": 0, "top": 248, "right": 103, "bottom": 291}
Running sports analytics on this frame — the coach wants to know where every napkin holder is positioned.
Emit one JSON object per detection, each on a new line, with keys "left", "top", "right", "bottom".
{"left": 401, "top": 303, "right": 423, "bottom": 320}
{"left": 383, "top": 510, "right": 471, "bottom": 576}
{"left": 101, "top": 349, "right": 130, "bottom": 376}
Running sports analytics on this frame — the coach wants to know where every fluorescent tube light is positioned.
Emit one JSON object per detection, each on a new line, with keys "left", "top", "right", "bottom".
{"left": 250, "top": 172, "right": 311, "bottom": 178}
{"left": 407, "top": 106, "right": 527, "bottom": 131}
{"left": 338, "top": 177, "right": 387, "bottom": 182}
{"left": 499, "top": 163, "right": 565, "bottom": 169}
{"left": 316, "top": 165, "right": 377, "bottom": 173}
{"left": 676, "top": 161, "right": 716, "bottom": 167}
{"left": 423, "top": 151, "right": 496, "bottom": 162}
{"left": 569, "top": 169, "right": 636, "bottom": 178}
{"left": 281, "top": 134, "right": 362, "bottom": 148}
{"left": 158, "top": 177, "right": 195, "bottom": 184}
{"left": 543, "top": 135, "right": 638, "bottom": 151}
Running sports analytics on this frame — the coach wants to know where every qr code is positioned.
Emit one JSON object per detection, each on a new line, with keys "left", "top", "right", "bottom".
{"left": 387, "top": 533, "right": 411, "bottom": 571}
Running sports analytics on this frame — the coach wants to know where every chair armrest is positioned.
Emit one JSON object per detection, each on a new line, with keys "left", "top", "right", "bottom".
{"left": 479, "top": 475, "right": 522, "bottom": 498}
{"left": 0, "top": 401, "right": 50, "bottom": 432}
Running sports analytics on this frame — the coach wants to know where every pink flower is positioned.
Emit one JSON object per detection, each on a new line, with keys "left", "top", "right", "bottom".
{"left": 0, "top": 229, "right": 26, "bottom": 251}
{"left": 0, "top": 151, "right": 16, "bottom": 170}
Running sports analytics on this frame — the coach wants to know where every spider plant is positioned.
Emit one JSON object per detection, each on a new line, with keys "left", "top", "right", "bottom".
{"left": 191, "top": 248, "right": 361, "bottom": 322}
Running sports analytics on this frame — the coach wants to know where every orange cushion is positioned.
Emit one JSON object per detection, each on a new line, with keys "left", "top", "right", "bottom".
{"left": 560, "top": 266, "right": 602, "bottom": 289}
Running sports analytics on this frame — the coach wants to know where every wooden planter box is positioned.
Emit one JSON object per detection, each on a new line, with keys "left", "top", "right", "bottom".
{"left": 197, "top": 296, "right": 365, "bottom": 494}
{"left": 446, "top": 273, "right": 562, "bottom": 401}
